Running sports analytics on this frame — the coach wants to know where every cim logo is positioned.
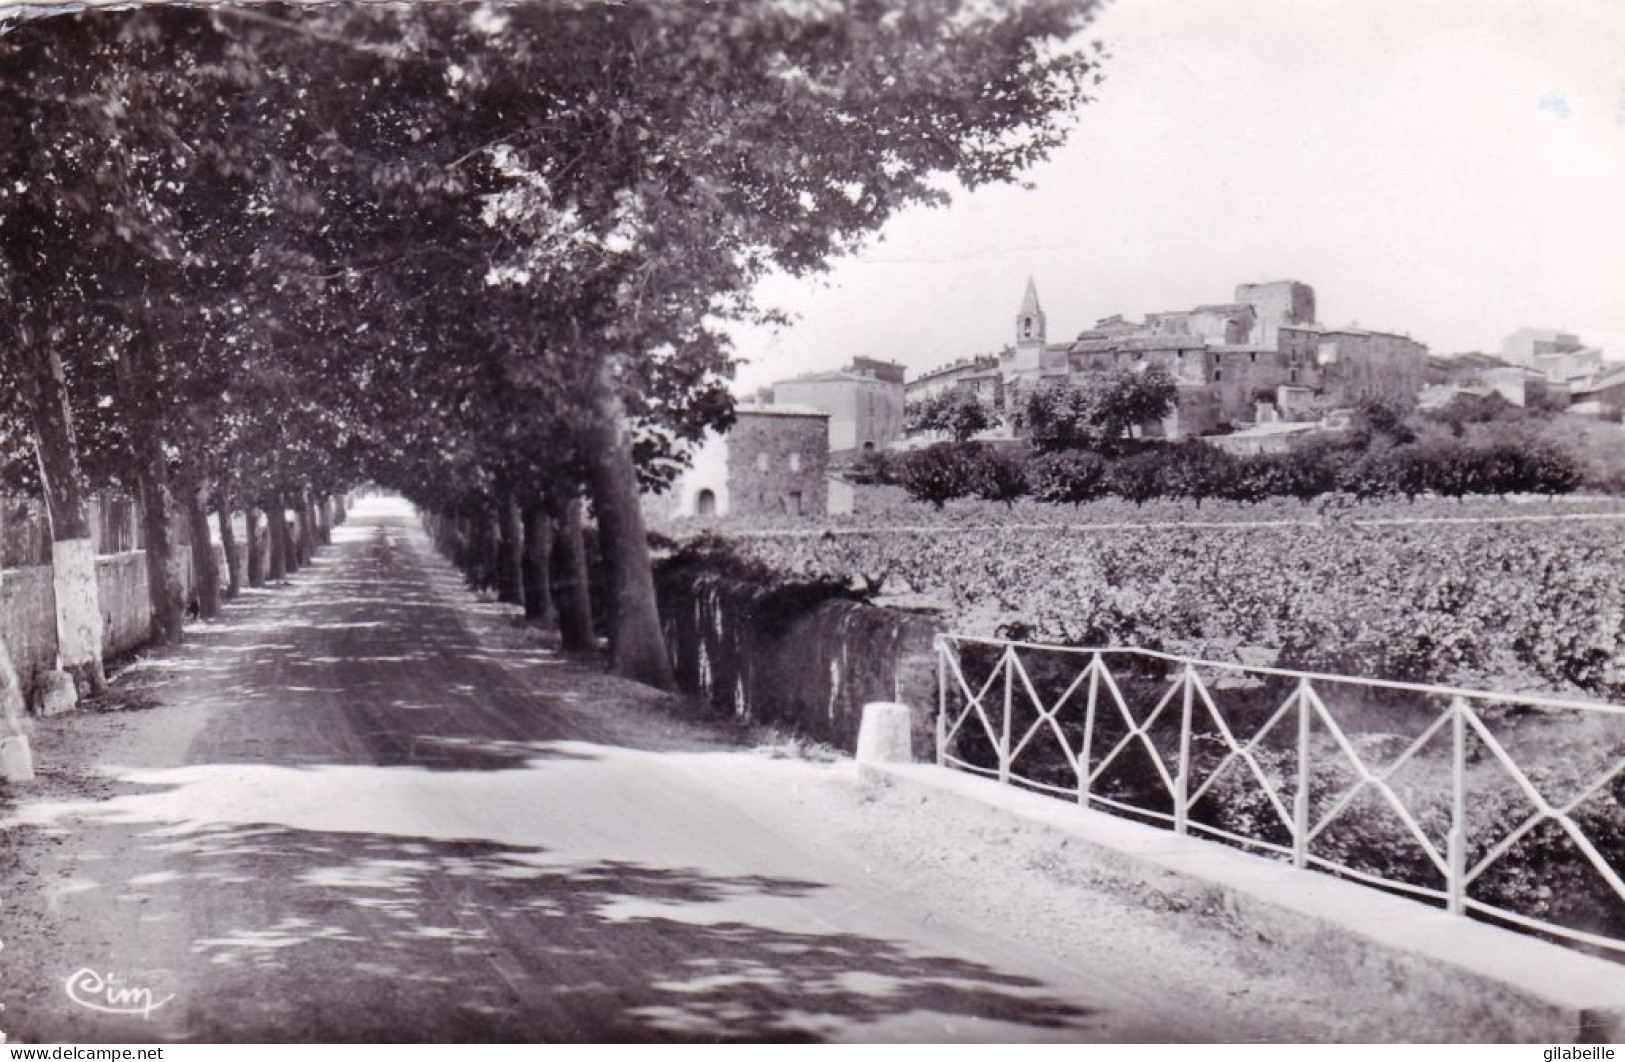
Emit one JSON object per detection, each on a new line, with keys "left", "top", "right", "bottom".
{"left": 64, "top": 969, "right": 174, "bottom": 1020}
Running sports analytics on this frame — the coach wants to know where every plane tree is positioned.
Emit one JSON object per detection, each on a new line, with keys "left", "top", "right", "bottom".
{"left": 423, "top": 0, "right": 1105, "bottom": 687}
{"left": 1, "top": 0, "right": 1106, "bottom": 693}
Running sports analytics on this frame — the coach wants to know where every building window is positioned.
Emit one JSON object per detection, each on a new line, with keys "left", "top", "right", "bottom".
{"left": 1250, "top": 352, "right": 1257, "bottom": 363}
{"left": 789, "top": 453, "right": 802, "bottom": 473}
{"left": 789, "top": 491, "right": 803, "bottom": 516}
{"left": 1290, "top": 369, "right": 1298, "bottom": 383}
{"left": 696, "top": 489, "right": 717, "bottom": 517}
{"left": 1214, "top": 370, "right": 1222, "bottom": 382}
{"left": 756, "top": 452, "right": 769, "bottom": 472}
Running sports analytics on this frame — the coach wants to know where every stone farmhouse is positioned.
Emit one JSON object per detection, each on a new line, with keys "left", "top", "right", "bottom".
{"left": 652, "top": 405, "right": 830, "bottom": 520}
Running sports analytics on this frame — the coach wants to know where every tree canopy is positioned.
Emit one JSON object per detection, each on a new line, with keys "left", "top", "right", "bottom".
{"left": 1021, "top": 366, "right": 1178, "bottom": 454}
{"left": 0, "top": 0, "right": 1106, "bottom": 686}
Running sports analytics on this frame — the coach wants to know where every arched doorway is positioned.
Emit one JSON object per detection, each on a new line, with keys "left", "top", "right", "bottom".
{"left": 695, "top": 489, "right": 717, "bottom": 516}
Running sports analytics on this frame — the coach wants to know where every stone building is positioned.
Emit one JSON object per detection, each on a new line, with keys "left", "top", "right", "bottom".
{"left": 656, "top": 405, "right": 830, "bottom": 519}
{"left": 905, "top": 354, "right": 1003, "bottom": 410}
{"left": 1422, "top": 352, "right": 1561, "bottom": 409}
{"left": 771, "top": 356, "right": 905, "bottom": 454}
{"left": 1571, "top": 366, "right": 1625, "bottom": 419}
{"left": 1275, "top": 325, "right": 1428, "bottom": 410}
{"left": 1501, "top": 328, "right": 1606, "bottom": 387}
{"left": 1235, "top": 280, "right": 1317, "bottom": 347}
{"left": 995, "top": 278, "right": 1425, "bottom": 438}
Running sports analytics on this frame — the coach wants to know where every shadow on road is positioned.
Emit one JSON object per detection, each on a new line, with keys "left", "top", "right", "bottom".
{"left": 1, "top": 505, "right": 1097, "bottom": 1043}
{"left": 10, "top": 806, "right": 1095, "bottom": 1042}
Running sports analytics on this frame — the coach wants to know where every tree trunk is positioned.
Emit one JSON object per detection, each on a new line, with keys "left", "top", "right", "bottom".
{"left": 216, "top": 477, "right": 243, "bottom": 604}
{"left": 334, "top": 493, "right": 347, "bottom": 525}
{"left": 280, "top": 495, "right": 300, "bottom": 572}
{"left": 484, "top": 509, "right": 503, "bottom": 593}
{"left": 496, "top": 494, "right": 524, "bottom": 606}
{"left": 584, "top": 355, "right": 675, "bottom": 690}
{"left": 281, "top": 497, "right": 300, "bottom": 573}
{"left": 445, "top": 512, "right": 463, "bottom": 568}
{"left": 553, "top": 496, "right": 596, "bottom": 653}
{"left": 219, "top": 506, "right": 240, "bottom": 597}
{"left": 245, "top": 507, "right": 265, "bottom": 588}
{"left": 136, "top": 453, "right": 187, "bottom": 646}
{"left": 315, "top": 494, "right": 331, "bottom": 545}
{"left": 114, "top": 339, "right": 185, "bottom": 646}
{"left": 466, "top": 506, "right": 501, "bottom": 594}
{"left": 183, "top": 472, "right": 221, "bottom": 619}
{"left": 521, "top": 505, "right": 557, "bottom": 626}
{"left": 266, "top": 499, "right": 288, "bottom": 581}
{"left": 294, "top": 492, "right": 314, "bottom": 568}
{"left": 24, "top": 344, "right": 105, "bottom": 695}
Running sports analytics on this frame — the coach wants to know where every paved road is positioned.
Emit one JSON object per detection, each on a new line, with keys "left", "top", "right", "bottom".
{"left": 0, "top": 500, "right": 1377, "bottom": 1043}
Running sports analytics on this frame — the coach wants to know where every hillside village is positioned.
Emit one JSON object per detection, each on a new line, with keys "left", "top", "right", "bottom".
{"left": 656, "top": 279, "right": 1625, "bottom": 519}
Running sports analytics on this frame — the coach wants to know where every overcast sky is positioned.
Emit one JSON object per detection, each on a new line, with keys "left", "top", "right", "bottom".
{"left": 727, "top": 0, "right": 1625, "bottom": 394}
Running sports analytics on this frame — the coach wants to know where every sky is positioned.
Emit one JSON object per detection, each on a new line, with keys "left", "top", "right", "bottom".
{"left": 726, "top": 0, "right": 1625, "bottom": 395}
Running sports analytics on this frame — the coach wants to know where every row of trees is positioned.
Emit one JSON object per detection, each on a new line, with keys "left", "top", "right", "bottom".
{"left": 896, "top": 431, "right": 1590, "bottom": 510}
{"left": 0, "top": 0, "right": 1104, "bottom": 743}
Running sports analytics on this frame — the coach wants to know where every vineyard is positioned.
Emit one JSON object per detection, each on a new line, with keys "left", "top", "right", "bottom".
{"left": 697, "top": 515, "right": 1625, "bottom": 702}
{"left": 649, "top": 482, "right": 1625, "bottom": 536}
{"left": 660, "top": 487, "right": 1625, "bottom": 954}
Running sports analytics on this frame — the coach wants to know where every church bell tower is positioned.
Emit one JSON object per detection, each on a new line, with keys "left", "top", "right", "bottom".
{"left": 1012, "top": 277, "right": 1047, "bottom": 378}
{"left": 1016, "top": 276, "right": 1046, "bottom": 345}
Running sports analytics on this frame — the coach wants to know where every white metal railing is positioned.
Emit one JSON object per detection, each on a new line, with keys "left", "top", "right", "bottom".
{"left": 934, "top": 634, "right": 1625, "bottom": 955}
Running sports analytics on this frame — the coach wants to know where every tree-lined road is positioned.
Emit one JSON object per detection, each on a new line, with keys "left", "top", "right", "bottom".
{"left": 0, "top": 499, "right": 1389, "bottom": 1044}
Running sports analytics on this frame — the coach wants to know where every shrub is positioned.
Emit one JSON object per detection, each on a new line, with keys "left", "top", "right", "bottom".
{"left": 847, "top": 448, "right": 897, "bottom": 485}
{"left": 1515, "top": 441, "right": 1583, "bottom": 496}
{"left": 1222, "top": 453, "right": 1290, "bottom": 504}
{"left": 898, "top": 441, "right": 981, "bottom": 509}
{"left": 1282, "top": 440, "right": 1346, "bottom": 502}
{"left": 1160, "top": 441, "right": 1236, "bottom": 508}
{"left": 969, "top": 446, "right": 1030, "bottom": 508}
{"left": 1105, "top": 449, "right": 1165, "bottom": 506}
{"left": 1030, "top": 450, "right": 1108, "bottom": 507}
{"left": 1338, "top": 446, "right": 1400, "bottom": 500}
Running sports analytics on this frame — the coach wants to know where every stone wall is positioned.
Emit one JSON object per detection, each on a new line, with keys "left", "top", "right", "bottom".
{"left": 657, "top": 567, "right": 942, "bottom": 755}
{"left": 97, "top": 552, "right": 153, "bottom": 659}
{"left": 0, "top": 565, "right": 58, "bottom": 700}
{"left": 725, "top": 411, "right": 830, "bottom": 518}
{"left": 0, "top": 544, "right": 207, "bottom": 707}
